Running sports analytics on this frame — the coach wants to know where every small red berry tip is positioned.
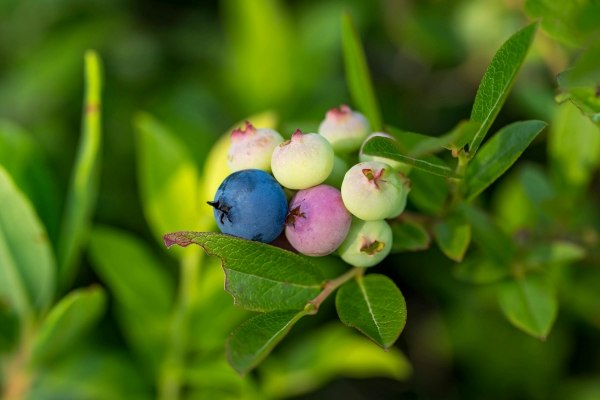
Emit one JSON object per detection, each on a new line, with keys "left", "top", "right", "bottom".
{"left": 231, "top": 121, "right": 255, "bottom": 141}
{"left": 292, "top": 129, "right": 304, "bottom": 140}
{"left": 327, "top": 104, "right": 352, "bottom": 120}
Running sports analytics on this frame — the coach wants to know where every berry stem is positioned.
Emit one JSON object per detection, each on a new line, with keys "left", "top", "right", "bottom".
{"left": 305, "top": 267, "right": 363, "bottom": 314}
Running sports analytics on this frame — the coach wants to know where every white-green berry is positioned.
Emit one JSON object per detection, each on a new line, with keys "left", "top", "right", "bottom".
{"left": 338, "top": 219, "right": 393, "bottom": 267}
{"left": 324, "top": 155, "right": 349, "bottom": 188}
{"left": 271, "top": 129, "right": 334, "bottom": 190}
{"left": 341, "top": 161, "right": 407, "bottom": 220}
{"left": 318, "top": 105, "right": 370, "bottom": 153}
{"left": 388, "top": 173, "right": 411, "bottom": 218}
{"left": 359, "top": 132, "right": 411, "bottom": 174}
{"left": 227, "top": 121, "right": 284, "bottom": 172}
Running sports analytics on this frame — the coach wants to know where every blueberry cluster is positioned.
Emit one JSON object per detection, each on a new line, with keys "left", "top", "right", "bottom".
{"left": 209, "top": 105, "right": 410, "bottom": 267}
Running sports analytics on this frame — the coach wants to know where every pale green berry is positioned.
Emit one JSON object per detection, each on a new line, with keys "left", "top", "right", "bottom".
{"left": 341, "top": 161, "right": 406, "bottom": 221}
{"left": 338, "top": 219, "right": 393, "bottom": 267}
{"left": 388, "top": 173, "right": 411, "bottom": 218}
{"left": 324, "top": 155, "right": 349, "bottom": 188}
{"left": 318, "top": 105, "right": 370, "bottom": 153}
{"left": 359, "top": 132, "right": 411, "bottom": 174}
{"left": 271, "top": 129, "right": 334, "bottom": 190}
{"left": 227, "top": 121, "right": 283, "bottom": 172}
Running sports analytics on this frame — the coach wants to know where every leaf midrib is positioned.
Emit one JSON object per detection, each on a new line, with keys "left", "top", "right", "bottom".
{"left": 357, "top": 275, "right": 383, "bottom": 343}
{"left": 225, "top": 267, "right": 323, "bottom": 290}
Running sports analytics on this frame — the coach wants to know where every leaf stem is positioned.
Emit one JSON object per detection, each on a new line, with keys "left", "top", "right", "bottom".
{"left": 305, "top": 267, "right": 363, "bottom": 315}
{"left": 158, "top": 248, "right": 202, "bottom": 400}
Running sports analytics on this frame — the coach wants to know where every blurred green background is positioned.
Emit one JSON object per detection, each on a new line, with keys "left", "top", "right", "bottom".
{"left": 1, "top": 0, "right": 600, "bottom": 399}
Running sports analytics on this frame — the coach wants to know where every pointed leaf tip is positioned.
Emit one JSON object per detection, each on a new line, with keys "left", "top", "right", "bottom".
{"left": 163, "top": 231, "right": 194, "bottom": 248}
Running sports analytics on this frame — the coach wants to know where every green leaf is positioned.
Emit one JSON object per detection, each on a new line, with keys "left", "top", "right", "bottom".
{"left": 492, "top": 164, "right": 555, "bottom": 234}
{"left": 30, "top": 286, "right": 106, "bottom": 365}
{"left": 164, "top": 232, "right": 324, "bottom": 312}
{"left": 88, "top": 226, "right": 176, "bottom": 376}
{"left": 226, "top": 310, "right": 307, "bottom": 375}
{"left": 261, "top": 323, "right": 412, "bottom": 399}
{"left": 88, "top": 226, "right": 175, "bottom": 316}
{"left": 469, "top": 23, "right": 537, "bottom": 156}
{"left": 362, "top": 136, "right": 458, "bottom": 178}
{"left": 464, "top": 120, "right": 547, "bottom": 200}
{"left": 188, "top": 258, "right": 249, "bottom": 354}
{"left": 461, "top": 205, "right": 514, "bottom": 267}
{"left": 453, "top": 255, "right": 508, "bottom": 284}
{"left": 0, "top": 166, "right": 55, "bottom": 317}
{"left": 433, "top": 212, "right": 471, "bottom": 262}
{"left": 498, "top": 274, "right": 558, "bottom": 340}
{"left": 341, "top": 12, "right": 382, "bottom": 130}
{"left": 134, "top": 113, "right": 205, "bottom": 250}
{"left": 558, "top": 42, "right": 600, "bottom": 88}
{"left": 385, "top": 126, "right": 431, "bottom": 151}
{"left": 407, "top": 169, "right": 449, "bottom": 216}
{"left": 0, "top": 121, "right": 61, "bottom": 246}
{"left": 57, "top": 50, "right": 103, "bottom": 288}
{"left": 335, "top": 274, "right": 407, "bottom": 349}
{"left": 549, "top": 101, "right": 600, "bottom": 192}
{"left": 560, "top": 87, "right": 600, "bottom": 126}
{"left": 524, "top": 0, "right": 600, "bottom": 47}
{"left": 390, "top": 219, "right": 431, "bottom": 253}
{"left": 28, "top": 345, "right": 151, "bottom": 400}
{"left": 409, "top": 120, "right": 480, "bottom": 158}
{"left": 222, "top": 0, "right": 294, "bottom": 110}
{"left": 184, "top": 358, "right": 258, "bottom": 398}
{"left": 524, "top": 241, "right": 586, "bottom": 267}
{"left": 88, "top": 227, "right": 176, "bottom": 376}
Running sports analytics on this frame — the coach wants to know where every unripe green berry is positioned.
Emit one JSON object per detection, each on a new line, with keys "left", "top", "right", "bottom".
{"left": 388, "top": 173, "right": 411, "bottom": 218}
{"left": 318, "top": 105, "right": 370, "bottom": 153}
{"left": 271, "top": 129, "right": 334, "bottom": 190}
{"left": 227, "top": 121, "right": 284, "bottom": 172}
{"left": 324, "top": 155, "right": 349, "bottom": 188}
{"left": 341, "top": 161, "right": 407, "bottom": 221}
{"left": 338, "top": 219, "right": 393, "bottom": 267}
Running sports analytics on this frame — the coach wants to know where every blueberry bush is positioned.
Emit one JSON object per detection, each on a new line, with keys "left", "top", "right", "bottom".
{"left": 1, "top": 1, "right": 600, "bottom": 399}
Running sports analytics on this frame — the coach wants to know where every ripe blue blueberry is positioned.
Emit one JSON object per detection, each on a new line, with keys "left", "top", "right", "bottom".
{"left": 208, "top": 169, "right": 287, "bottom": 243}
